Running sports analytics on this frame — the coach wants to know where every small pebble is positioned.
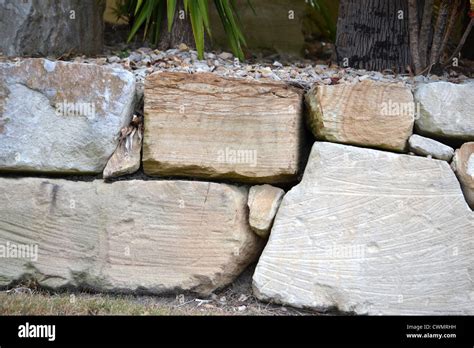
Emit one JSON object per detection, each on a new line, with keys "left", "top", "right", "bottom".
{"left": 107, "top": 55, "right": 121, "bottom": 63}
{"left": 128, "top": 52, "right": 142, "bottom": 62}
{"left": 218, "top": 51, "right": 233, "bottom": 60}
{"left": 178, "top": 43, "right": 189, "bottom": 51}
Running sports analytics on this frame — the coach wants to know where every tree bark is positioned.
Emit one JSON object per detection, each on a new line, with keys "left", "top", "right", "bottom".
{"left": 419, "top": 0, "right": 434, "bottom": 67}
{"left": 335, "top": 0, "right": 411, "bottom": 72}
{"left": 158, "top": 0, "right": 195, "bottom": 50}
{"left": 429, "top": 0, "right": 451, "bottom": 65}
{"left": 439, "top": 0, "right": 462, "bottom": 62}
{"left": 408, "top": 0, "right": 422, "bottom": 74}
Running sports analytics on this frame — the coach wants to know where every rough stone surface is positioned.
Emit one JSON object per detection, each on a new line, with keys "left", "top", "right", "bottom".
{"left": 452, "top": 142, "right": 474, "bottom": 210}
{"left": 253, "top": 142, "right": 474, "bottom": 315}
{"left": 0, "top": 0, "right": 105, "bottom": 57}
{"left": 0, "top": 178, "right": 262, "bottom": 295}
{"left": 305, "top": 80, "right": 415, "bottom": 152}
{"left": 0, "top": 59, "right": 136, "bottom": 174}
{"left": 248, "top": 185, "right": 285, "bottom": 238}
{"left": 143, "top": 72, "right": 304, "bottom": 183}
{"left": 415, "top": 81, "right": 474, "bottom": 141}
{"left": 103, "top": 128, "right": 142, "bottom": 179}
{"left": 408, "top": 134, "right": 454, "bottom": 161}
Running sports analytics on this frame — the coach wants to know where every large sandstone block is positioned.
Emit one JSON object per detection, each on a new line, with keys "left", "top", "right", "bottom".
{"left": 253, "top": 142, "right": 474, "bottom": 315}
{"left": 452, "top": 142, "right": 474, "bottom": 210}
{"left": 0, "top": 178, "right": 262, "bottom": 295}
{"left": 143, "top": 72, "right": 304, "bottom": 183}
{"left": 305, "top": 80, "right": 415, "bottom": 152}
{"left": 415, "top": 81, "right": 474, "bottom": 141}
{"left": 0, "top": 59, "right": 135, "bottom": 174}
{"left": 0, "top": 0, "right": 105, "bottom": 57}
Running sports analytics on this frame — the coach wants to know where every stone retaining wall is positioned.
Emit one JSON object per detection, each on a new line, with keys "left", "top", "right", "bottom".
{"left": 0, "top": 58, "right": 473, "bottom": 314}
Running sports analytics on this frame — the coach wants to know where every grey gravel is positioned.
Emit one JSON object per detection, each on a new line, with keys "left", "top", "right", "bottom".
{"left": 1, "top": 46, "right": 470, "bottom": 91}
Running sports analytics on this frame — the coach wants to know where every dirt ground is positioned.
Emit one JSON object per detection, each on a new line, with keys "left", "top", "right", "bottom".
{"left": 0, "top": 265, "right": 325, "bottom": 316}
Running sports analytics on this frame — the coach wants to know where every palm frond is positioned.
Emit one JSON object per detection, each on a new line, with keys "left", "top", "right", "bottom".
{"left": 126, "top": 0, "right": 247, "bottom": 60}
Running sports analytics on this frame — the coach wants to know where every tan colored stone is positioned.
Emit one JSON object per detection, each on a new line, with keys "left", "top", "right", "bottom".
{"left": 305, "top": 80, "right": 415, "bottom": 152}
{"left": 0, "top": 178, "right": 263, "bottom": 295}
{"left": 248, "top": 184, "right": 285, "bottom": 238}
{"left": 452, "top": 142, "right": 474, "bottom": 210}
{"left": 143, "top": 72, "right": 304, "bottom": 184}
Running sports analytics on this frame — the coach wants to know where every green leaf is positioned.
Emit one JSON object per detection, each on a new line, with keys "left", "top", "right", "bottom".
{"left": 197, "top": 0, "right": 211, "bottom": 35}
{"left": 153, "top": 0, "right": 166, "bottom": 45}
{"left": 128, "top": 0, "right": 153, "bottom": 42}
{"left": 166, "top": 0, "right": 177, "bottom": 32}
{"left": 142, "top": 0, "right": 158, "bottom": 40}
{"left": 214, "top": 0, "right": 246, "bottom": 60}
{"left": 187, "top": 0, "right": 205, "bottom": 59}
{"left": 135, "top": 0, "right": 143, "bottom": 15}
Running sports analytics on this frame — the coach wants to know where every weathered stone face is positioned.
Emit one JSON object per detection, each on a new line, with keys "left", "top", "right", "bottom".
{"left": 0, "top": 59, "right": 136, "bottom": 174}
{"left": 415, "top": 81, "right": 474, "bottom": 141}
{"left": 408, "top": 134, "right": 454, "bottom": 161}
{"left": 0, "top": 178, "right": 263, "bottom": 295}
{"left": 305, "top": 80, "right": 415, "bottom": 152}
{"left": 0, "top": 0, "right": 105, "bottom": 57}
{"left": 248, "top": 184, "right": 285, "bottom": 238}
{"left": 452, "top": 142, "right": 474, "bottom": 210}
{"left": 253, "top": 142, "right": 474, "bottom": 315}
{"left": 143, "top": 72, "right": 304, "bottom": 183}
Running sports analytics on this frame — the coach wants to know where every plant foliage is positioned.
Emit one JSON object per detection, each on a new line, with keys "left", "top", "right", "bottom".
{"left": 123, "top": 0, "right": 246, "bottom": 60}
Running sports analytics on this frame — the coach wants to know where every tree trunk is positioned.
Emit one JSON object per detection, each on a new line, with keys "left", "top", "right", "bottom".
{"left": 158, "top": 0, "right": 196, "bottom": 51}
{"left": 335, "top": 0, "right": 411, "bottom": 72}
